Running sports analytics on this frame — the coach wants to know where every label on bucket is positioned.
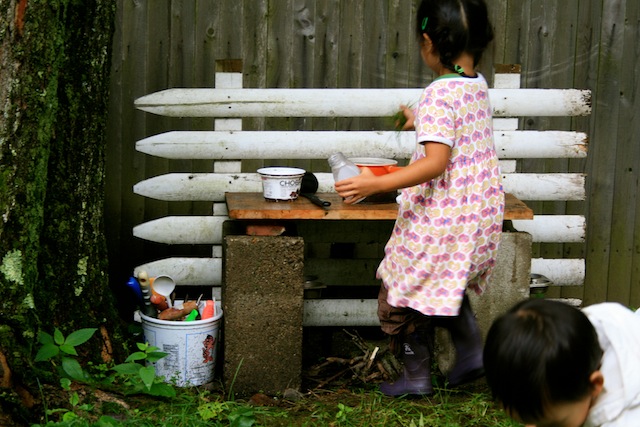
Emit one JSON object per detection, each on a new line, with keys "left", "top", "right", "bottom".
{"left": 140, "top": 302, "right": 222, "bottom": 387}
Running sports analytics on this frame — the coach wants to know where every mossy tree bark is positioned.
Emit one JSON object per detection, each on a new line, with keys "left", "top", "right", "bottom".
{"left": 0, "top": 0, "right": 128, "bottom": 422}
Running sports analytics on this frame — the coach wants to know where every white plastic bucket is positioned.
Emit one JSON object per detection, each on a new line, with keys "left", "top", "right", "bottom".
{"left": 140, "top": 301, "right": 223, "bottom": 387}
{"left": 257, "top": 167, "right": 305, "bottom": 201}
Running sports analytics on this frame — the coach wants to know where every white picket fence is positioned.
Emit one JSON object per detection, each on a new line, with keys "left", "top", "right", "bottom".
{"left": 133, "top": 66, "right": 591, "bottom": 312}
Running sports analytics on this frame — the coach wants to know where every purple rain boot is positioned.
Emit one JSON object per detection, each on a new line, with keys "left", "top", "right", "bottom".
{"left": 379, "top": 331, "right": 433, "bottom": 396}
{"left": 435, "top": 294, "right": 485, "bottom": 386}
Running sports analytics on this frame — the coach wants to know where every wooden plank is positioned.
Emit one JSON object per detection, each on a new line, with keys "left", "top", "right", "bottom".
{"left": 226, "top": 193, "right": 400, "bottom": 220}
{"left": 131, "top": 255, "right": 585, "bottom": 296}
{"left": 241, "top": 0, "right": 268, "bottom": 142}
{"left": 337, "top": 1, "right": 364, "bottom": 89}
{"left": 384, "top": 0, "right": 413, "bottom": 90}
{"left": 526, "top": 0, "right": 581, "bottom": 302}
{"left": 133, "top": 257, "right": 222, "bottom": 286}
{"left": 145, "top": 0, "right": 172, "bottom": 226}
{"left": 117, "top": 0, "right": 152, "bottom": 274}
{"left": 225, "top": 192, "right": 533, "bottom": 221}
{"left": 304, "top": 299, "right": 379, "bottom": 327}
{"left": 607, "top": 0, "right": 638, "bottom": 305}
{"left": 512, "top": 215, "right": 585, "bottom": 243}
{"left": 136, "top": 130, "right": 588, "bottom": 160}
{"left": 134, "top": 88, "right": 592, "bottom": 118}
{"left": 133, "top": 216, "right": 225, "bottom": 244}
{"left": 292, "top": 0, "right": 316, "bottom": 89}
{"left": 583, "top": 0, "right": 626, "bottom": 305}
{"left": 626, "top": 2, "right": 640, "bottom": 308}
{"left": 504, "top": 173, "right": 585, "bottom": 201}
{"left": 133, "top": 172, "right": 585, "bottom": 202}
{"left": 531, "top": 258, "right": 585, "bottom": 287}
{"left": 105, "top": 0, "right": 128, "bottom": 286}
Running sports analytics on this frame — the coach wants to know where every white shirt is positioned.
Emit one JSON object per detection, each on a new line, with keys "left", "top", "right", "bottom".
{"left": 583, "top": 303, "right": 640, "bottom": 427}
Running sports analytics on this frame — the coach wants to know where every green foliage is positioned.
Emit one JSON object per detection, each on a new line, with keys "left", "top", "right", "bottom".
{"left": 197, "top": 400, "right": 258, "bottom": 426}
{"left": 111, "top": 342, "right": 175, "bottom": 398}
{"left": 391, "top": 109, "right": 409, "bottom": 131}
{"left": 389, "top": 102, "right": 415, "bottom": 131}
{"left": 35, "top": 328, "right": 98, "bottom": 382}
{"left": 35, "top": 326, "right": 175, "bottom": 398}
{"left": 335, "top": 402, "right": 355, "bottom": 424}
{"left": 29, "top": 328, "right": 520, "bottom": 426}
{"left": 33, "top": 326, "right": 177, "bottom": 425}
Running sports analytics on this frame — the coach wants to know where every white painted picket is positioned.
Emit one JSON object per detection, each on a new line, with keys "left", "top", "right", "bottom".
{"left": 133, "top": 68, "right": 591, "bottom": 299}
{"left": 135, "top": 88, "right": 591, "bottom": 118}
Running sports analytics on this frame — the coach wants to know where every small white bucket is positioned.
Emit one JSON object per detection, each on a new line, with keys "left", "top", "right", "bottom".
{"left": 140, "top": 301, "right": 223, "bottom": 387}
{"left": 257, "top": 167, "right": 305, "bottom": 201}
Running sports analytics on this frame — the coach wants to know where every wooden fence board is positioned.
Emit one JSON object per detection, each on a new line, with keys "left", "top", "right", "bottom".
{"left": 135, "top": 130, "right": 587, "bottom": 160}
{"left": 608, "top": 0, "right": 639, "bottom": 304}
{"left": 336, "top": 0, "right": 364, "bottom": 131}
{"left": 117, "top": 0, "right": 151, "bottom": 277}
{"left": 583, "top": 0, "right": 624, "bottom": 304}
{"left": 135, "top": 88, "right": 592, "bottom": 117}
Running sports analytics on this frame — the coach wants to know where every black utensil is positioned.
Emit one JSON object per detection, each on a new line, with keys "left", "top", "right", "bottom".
{"left": 301, "top": 172, "right": 331, "bottom": 207}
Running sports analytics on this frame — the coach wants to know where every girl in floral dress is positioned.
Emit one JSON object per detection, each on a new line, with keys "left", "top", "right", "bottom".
{"left": 335, "top": 0, "right": 503, "bottom": 396}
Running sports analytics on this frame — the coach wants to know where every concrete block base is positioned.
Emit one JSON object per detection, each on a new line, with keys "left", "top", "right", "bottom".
{"left": 223, "top": 235, "right": 305, "bottom": 396}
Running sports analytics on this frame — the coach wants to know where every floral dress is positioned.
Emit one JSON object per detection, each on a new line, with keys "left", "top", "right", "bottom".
{"left": 377, "top": 74, "right": 504, "bottom": 317}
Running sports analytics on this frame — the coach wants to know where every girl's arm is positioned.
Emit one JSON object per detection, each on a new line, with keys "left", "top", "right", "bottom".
{"left": 335, "top": 142, "right": 451, "bottom": 204}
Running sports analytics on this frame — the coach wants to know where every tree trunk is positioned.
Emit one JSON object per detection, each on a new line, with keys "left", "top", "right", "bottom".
{"left": 0, "top": 0, "right": 127, "bottom": 423}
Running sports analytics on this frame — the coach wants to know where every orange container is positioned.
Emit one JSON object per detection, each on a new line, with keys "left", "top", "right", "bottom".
{"left": 349, "top": 157, "right": 403, "bottom": 175}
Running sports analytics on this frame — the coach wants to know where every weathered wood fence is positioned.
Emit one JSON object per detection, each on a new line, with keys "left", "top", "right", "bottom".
{"left": 106, "top": 0, "right": 640, "bottom": 310}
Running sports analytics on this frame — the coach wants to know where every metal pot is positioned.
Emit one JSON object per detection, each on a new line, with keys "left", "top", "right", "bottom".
{"left": 529, "top": 273, "right": 552, "bottom": 298}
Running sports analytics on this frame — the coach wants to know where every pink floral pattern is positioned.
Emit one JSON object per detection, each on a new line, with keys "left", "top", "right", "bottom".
{"left": 377, "top": 75, "right": 504, "bottom": 316}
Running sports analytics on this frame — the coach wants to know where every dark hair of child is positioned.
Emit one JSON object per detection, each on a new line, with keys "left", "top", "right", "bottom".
{"left": 416, "top": 0, "right": 494, "bottom": 73}
{"left": 483, "top": 299, "right": 604, "bottom": 422}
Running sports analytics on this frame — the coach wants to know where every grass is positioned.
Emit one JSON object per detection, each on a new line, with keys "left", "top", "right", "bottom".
{"left": 32, "top": 379, "right": 522, "bottom": 427}
{"left": 27, "top": 326, "right": 522, "bottom": 426}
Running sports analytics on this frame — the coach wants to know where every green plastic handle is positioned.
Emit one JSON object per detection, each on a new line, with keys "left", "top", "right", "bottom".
{"left": 185, "top": 309, "right": 199, "bottom": 321}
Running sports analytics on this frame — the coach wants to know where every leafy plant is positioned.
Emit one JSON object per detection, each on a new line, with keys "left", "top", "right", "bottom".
{"left": 335, "top": 402, "right": 355, "bottom": 424}
{"left": 390, "top": 102, "right": 415, "bottom": 131}
{"left": 35, "top": 328, "right": 98, "bottom": 382}
{"left": 198, "top": 400, "right": 258, "bottom": 427}
{"left": 111, "top": 341, "right": 175, "bottom": 397}
{"left": 35, "top": 326, "right": 176, "bottom": 401}
{"left": 227, "top": 406, "right": 256, "bottom": 427}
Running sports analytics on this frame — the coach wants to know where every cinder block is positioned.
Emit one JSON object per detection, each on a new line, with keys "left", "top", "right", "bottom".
{"left": 223, "top": 235, "right": 305, "bottom": 396}
{"left": 471, "top": 231, "right": 532, "bottom": 337}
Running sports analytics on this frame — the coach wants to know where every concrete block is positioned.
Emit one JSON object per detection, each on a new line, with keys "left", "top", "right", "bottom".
{"left": 471, "top": 231, "right": 532, "bottom": 337}
{"left": 223, "top": 235, "right": 305, "bottom": 395}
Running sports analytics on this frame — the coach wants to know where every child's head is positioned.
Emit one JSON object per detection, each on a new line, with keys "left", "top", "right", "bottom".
{"left": 483, "top": 299, "right": 604, "bottom": 427}
{"left": 416, "top": 0, "right": 494, "bottom": 71}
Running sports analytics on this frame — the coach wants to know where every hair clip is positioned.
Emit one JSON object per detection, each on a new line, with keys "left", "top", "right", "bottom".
{"left": 454, "top": 64, "right": 465, "bottom": 75}
{"left": 421, "top": 17, "right": 428, "bottom": 30}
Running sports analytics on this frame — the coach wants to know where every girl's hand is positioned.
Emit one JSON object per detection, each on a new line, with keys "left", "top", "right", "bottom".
{"left": 336, "top": 142, "right": 451, "bottom": 203}
{"left": 335, "top": 167, "right": 378, "bottom": 204}
{"left": 396, "top": 104, "right": 415, "bottom": 131}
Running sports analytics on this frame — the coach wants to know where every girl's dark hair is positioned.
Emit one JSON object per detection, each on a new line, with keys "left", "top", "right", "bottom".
{"left": 416, "top": 0, "right": 494, "bottom": 71}
{"left": 483, "top": 299, "right": 603, "bottom": 422}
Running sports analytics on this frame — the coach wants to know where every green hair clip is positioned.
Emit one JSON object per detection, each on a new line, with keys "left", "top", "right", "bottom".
{"left": 421, "top": 17, "right": 428, "bottom": 30}
{"left": 454, "top": 64, "right": 465, "bottom": 75}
